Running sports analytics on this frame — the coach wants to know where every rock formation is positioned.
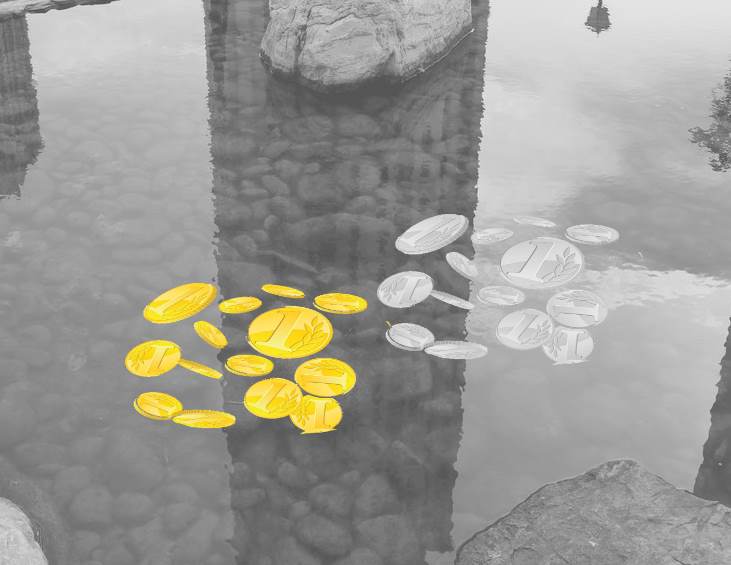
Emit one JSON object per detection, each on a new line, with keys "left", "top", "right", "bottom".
{"left": 457, "top": 460, "right": 731, "bottom": 565}
{"left": 260, "top": 0, "right": 474, "bottom": 92}
{"left": 0, "top": 497, "right": 48, "bottom": 565}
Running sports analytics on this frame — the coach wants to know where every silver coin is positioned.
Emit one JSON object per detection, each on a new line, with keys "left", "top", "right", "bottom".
{"left": 542, "top": 326, "right": 594, "bottom": 364}
{"left": 429, "top": 290, "right": 475, "bottom": 310}
{"left": 513, "top": 216, "right": 557, "bottom": 228}
{"left": 565, "top": 224, "right": 619, "bottom": 246}
{"left": 496, "top": 308, "right": 554, "bottom": 350}
{"left": 385, "top": 323, "right": 436, "bottom": 351}
{"left": 546, "top": 289, "right": 607, "bottom": 328}
{"left": 395, "top": 214, "right": 469, "bottom": 255}
{"left": 471, "top": 227, "right": 514, "bottom": 245}
{"left": 446, "top": 251, "right": 479, "bottom": 279}
{"left": 377, "top": 271, "right": 434, "bottom": 308}
{"left": 499, "top": 237, "right": 584, "bottom": 290}
{"left": 424, "top": 340, "right": 488, "bottom": 360}
{"left": 477, "top": 285, "right": 526, "bottom": 306}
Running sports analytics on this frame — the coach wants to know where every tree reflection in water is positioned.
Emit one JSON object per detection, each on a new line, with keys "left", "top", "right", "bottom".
{"left": 690, "top": 68, "right": 731, "bottom": 172}
{"left": 204, "top": 0, "right": 490, "bottom": 562}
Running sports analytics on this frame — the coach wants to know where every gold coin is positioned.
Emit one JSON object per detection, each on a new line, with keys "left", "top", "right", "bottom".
{"left": 290, "top": 396, "right": 342, "bottom": 434}
{"left": 143, "top": 282, "right": 217, "bottom": 324}
{"left": 294, "top": 358, "right": 356, "bottom": 397}
{"left": 178, "top": 358, "right": 223, "bottom": 380}
{"left": 313, "top": 293, "right": 368, "bottom": 315}
{"left": 247, "top": 306, "right": 333, "bottom": 359}
{"left": 172, "top": 410, "right": 236, "bottom": 429}
{"left": 225, "top": 355, "right": 274, "bottom": 377}
{"left": 193, "top": 321, "right": 228, "bottom": 349}
{"left": 243, "top": 378, "right": 303, "bottom": 419}
{"left": 261, "top": 284, "right": 305, "bottom": 299}
{"left": 133, "top": 391, "right": 183, "bottom": 421}
{"left": 219, "top": 296, "right": 262, "bottom": 314}
{"left": 125, "top": 340, "right": 181, "bottom": 377}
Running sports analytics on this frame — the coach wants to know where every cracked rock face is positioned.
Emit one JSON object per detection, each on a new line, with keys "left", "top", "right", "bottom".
{"left": 456, "top": 460, "right": 731, "bottom": 565}
{"left": 260, "top": 0, "right": 473, "bottom": 91}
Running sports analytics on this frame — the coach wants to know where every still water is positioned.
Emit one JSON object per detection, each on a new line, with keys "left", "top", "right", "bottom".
{"left": 0, "top": 0, "right": 730, "bottom": 563}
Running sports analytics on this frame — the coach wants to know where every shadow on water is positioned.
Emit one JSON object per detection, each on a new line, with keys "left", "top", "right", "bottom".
{"left": 204, "top": 0, "right": 489, "bottom": 562}
{"left": 0, "top": 16, "right": 42, "bottom": 199}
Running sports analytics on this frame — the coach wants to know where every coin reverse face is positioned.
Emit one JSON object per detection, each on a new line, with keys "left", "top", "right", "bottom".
{"left": 429, "top": 290, "right": 474, "bottom": 310}
{"left": 247, "top": 306, "right": 333, "bottom": 359}
{"left": 143, "top": 282, "right": 217, "bottom": 324}
{"left": 496, "top": 309, "right": 554, "bottom": 350}
{"left": 565, "top": 224, "right": 619, "bottom": 246}
{"left": 261, "top": 284, "right": 305, "bottom": 299}
{"left": 395, "top": 214, "right": 469, "bottom": 255}
{"left": 377, "top": 271, "right": 434, "bottom": 308}
{"left": 546, "top": 289, "right": 607, "bottom": 328}
{"left": 385, "top": 323, "right": 435, "bottom": 351}
{"left": 244, "top": 378, "right": 303, "bottom": 419}
{"left": 294, "top": 358, "right": 356, "bottom": 397}
{"left": 471, "top": 227, "right": 514, "bottom": 245}
{"left": 513, "top": 216, "right": 557, "bottom": 228}
{"left": 543, "top": 326, "right": 594, "bottom": 364}
{"left": 313, "top": 293, "right": 368, "bottom": 315}
{"left": 219, "top": 296, "right": 262, "bottom": 314}
{"left": 193, "top": 321, "right": 228, "bottom": 349}
{"left": 424, "top": 341, "right": 488, "bottom": 360}
{"left": 446, "top": 251, "right": 479, "bottom": 280}
{"left": 125, "top": 340, "right": 181, "bottom": 377}
{"left": 477, "top": 285, "right": 526, "bottom": 306}
{"left": 499, "top": 237, "right": 584, "bottom": 290}
{"left": 172, "top": 410, "right": 236, "bottom": 429}
{"left": 177, "top": 358, "right": 223, "bottom": 380}
{"left": 290, "top": 396, "right": 342, "bottom": 434}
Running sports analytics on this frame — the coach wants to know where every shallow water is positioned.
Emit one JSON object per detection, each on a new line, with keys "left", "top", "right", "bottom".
{"left": 0, "top": 0, "right": 730, "bottom": 563}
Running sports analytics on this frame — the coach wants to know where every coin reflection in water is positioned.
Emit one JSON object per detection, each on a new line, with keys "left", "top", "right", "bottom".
{"left": 193, "top": 320, "right": 228, "bottom": 349}
{"left": 377, "top": 271, "right": 434, "bottom": 308}
{"left": 477, "top": 285, "right": 526, "bottom": 306}
{"left": 313, "top": 293, "right": 368, "bottom": 315}
{"left": 500, "top": 237, "right": 584, "bottom": 290}
{"left": 125, "top": 340, "right": 181, "bottom": 377}
{"left": 543, "top": 326, "right": 594, "bottom": 364}
{"left": 565, "top": 224, "right": 619, "bottom": 246}
{"left": 247, "top": 306, "right": 333, "bottom": 359}
{"left": 546, "top": 289, "right": 607, "bottom": 328}
{"left": 290, "top": 396, "right": 343, "bottom": 434}
{"left": 295, "top": 358, "right": 356, "bottom": 397}
{"left": 172, "top": 410, "right": 236, "bottom": 429}
{"left": 496, "top": 309, "right": 554, "bottom": 350}
{"left": 244, "top": 378, "right": 303, "bottom": 419}
{"left": 133, "top": 392, "right": 183, "bottom": 421}
{"left": 385, "top": 323, "right": 435, "bottom": 351}
{"left": 471, "top": 227, "right": 514, "bottom": 245}
{"left": 143, "top": 282, "right": 217, "bottom": 324}
{"left": 424, "top": 340, "right": 488, "bottom": 360}
{"left": 446, "top": 251, "right": 479, "bottom": 279}
{"left": 219, "top": 296, "right": 262, "bottom": 314}
{"left": 429, "top": 290, "right": 474, "bottom": 310}
{"left": 395, "top": 214, "right": 469, "bottom": 255}
{"left": 226, "top": 354, "right": 274, "bottom": 377}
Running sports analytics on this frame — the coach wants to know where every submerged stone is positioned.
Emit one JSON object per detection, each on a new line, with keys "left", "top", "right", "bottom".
{"left": 457, "top": 460, "right": 731, "bottom": 565}
{"left": 260, "top": 0, "right": 473, "bottom": 92}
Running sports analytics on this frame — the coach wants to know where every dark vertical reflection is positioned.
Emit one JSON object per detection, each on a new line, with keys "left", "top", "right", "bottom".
{"left": 694, "top": 318, "right": 731, "bottom": 505}
{"left": 0, "top": 15, "right": 42, "bottom": 198}
{"left": 585, "top": 0, "right": 611, "bottom": 35}
{"left": 690, "top": 66, "right": 731, "bottom": 172}
{"left": 205, "top": 0, "right": 489, "bottom": 562}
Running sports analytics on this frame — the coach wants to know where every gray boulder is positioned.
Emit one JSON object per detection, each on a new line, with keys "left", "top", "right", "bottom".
{"left": 457, "top": 459, "right": 731, "bottom": 565}
{"left": 0, "top": 497, "right": 47, "bottom": 565}
{"left": 260, "top": 0, "right": 473, "bottom": 91}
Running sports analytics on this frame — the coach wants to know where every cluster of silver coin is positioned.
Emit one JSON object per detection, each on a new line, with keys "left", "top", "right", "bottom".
{"left": 378, "top": 214, "right": 619, "bottom": 364}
